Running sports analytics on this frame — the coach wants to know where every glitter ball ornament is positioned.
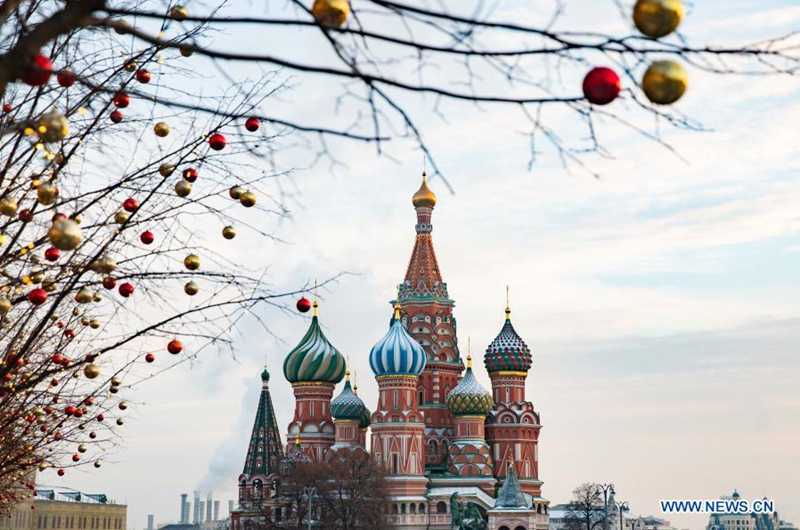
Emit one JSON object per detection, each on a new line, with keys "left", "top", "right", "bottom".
{"left": 37, "top": 184, "right": 58, "bottom": 205}
{"left": 167, "top": 339, "right": 183, "bottom": 354}
{"left": 35, "top": 111, "right": 69, "bottom": 143}
{"left": 0, "top": 298, "right": 11, "bottom": 314}
{"left": 90, "top": 255, "right": 117, "bottom": 275}
{"left": 21, "top": 54, "right": 52, "bottom": 86}
{"left": 312, "top": 0, "right": 350, "bottom": 28}
{"left": 296, "top": 297, "right": 311, "bottom": 313}
{"left": 633, "top": 0, "right": 683, "bottom": 39}
{"left": 208, "top": 133, "right": 226, "bottom": 150}
{"left": 83, "top": 364, "right": 100, "bottom": 379}
{"left": 641, "top": 60, "right": 687, "bottom": 105}
{"left": 245, "top": 117, "right": 260, "bottom": 132}
{"left": 583, "top": 67, "right": 621, "bottom": 105}
{"left": 48, "top": 220, "right": 82, "bottom": 251}
{"left": 0, "top": 197, "right": 18, "bottom": 216}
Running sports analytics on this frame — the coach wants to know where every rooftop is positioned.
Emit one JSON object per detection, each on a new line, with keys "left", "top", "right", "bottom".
{"left": 34, "top": 486, "right": 123, "bottom": 506}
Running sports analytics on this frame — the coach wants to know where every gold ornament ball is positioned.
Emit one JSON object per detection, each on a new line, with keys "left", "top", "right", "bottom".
{"left": 43, "top": 278, "right": 57, "bottom": 292}
{"left": 77, "top": 444, "right": 87, "bottom": 453}
{"left": 184, "top": 253, "right": 200, "bottom": 270}
{"left": 154, "top": 122, "right": 170, "bottom": 137}
{"left": 38, "top": 463, "right": 47, "bottom": 472}
{"left": 0, "top": 298, "right": 11, "bottom": 315}
{"left": 83, "top": 364, "right": 100, "bottom": 379}
{"left": 0, "top": 197, "right": 18, "bottom": 217}
{"left": 118, "top": 402, "right": 128, "bottom": 411}
{"left": 90, "top": 255, "right": 117, "bottom": 275}
{"left": 633, "top": 0, "right": 683, "bottom": 39}
{"left": 89, "top": 320, "right": 100, "bottom": 329}
{"left": 114, "top": 211, "right": 130, "bottom": 224}
{"left": 48, "top": 219, "right": 83, "bottom": 251}
{"left": 116, "top": 418, "right": 124, "bottom": 426}
{"left": 31, "top": 271, "right": 44, "bottom": 284}
{"left": 94, "top": 461, "right": 102, "bottom": 468}
{"left": 179, "top": 45, "right": 194, "bottom": 58}
{"left": 37, "top": 183, "right": 59, "bottom": 206}
{"left": 111, "top": 377, "right": 122, "bottom": 386}
{"left": 75, "top": 287, "right": 94, "bottom": 304}
{"left": 240, "top": 191, "right": 256, "bottom": 208}
{"left": 171, "top": 5, "right": 188, "bottom": 20}
{"left": 312, "top": 0, "right": 350, "bottom": 28}
{"left": 81, "top": 317, "right": 90, "bottom": 326}
{"left": 184, "top": 281, "right": 199, "bottom": 296}
{"left": 229, "top": 186, "right": 244, "bottom": 200}
{"left": 159, "top": 163, "right": 175, "bottom": 177}
{"left": 124, "top": 60, "right": 137, "bottom": 73}
{"left": 642, "top": 60, "right": 688, "bottom": 105}
{"left": 175, "top": 180, "right": 192, "bottom": 198}
{"left": 35, "top": 111, "right": 69, "bottom": 143}
{"left": 222, "top": 226, "right": 236, "bottom": 240}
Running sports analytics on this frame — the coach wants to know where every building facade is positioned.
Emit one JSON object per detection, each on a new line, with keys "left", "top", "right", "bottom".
{"left": 231, "top": 174, "right": 549, "bottom": 530}
{"left": 0, "top": 488, "right": 125, "bottom": 530}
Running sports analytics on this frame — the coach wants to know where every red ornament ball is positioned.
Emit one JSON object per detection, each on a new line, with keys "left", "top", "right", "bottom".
{"left": 122, "top": 197, "right": 138, "bottom": 212}
{"left": 118, "top": 282, "right": 134, "bottom": 298}
{"left": 51, "top": 354, "right": 64, "bottom": 365}
{"left": 96, "top": 414, "right": 104, "bottom": 422}
{"left": 135, "top": 69, "right": 151, "bottom": 84}
{"left": 245, "top": 117, "right": 260, "bottom": 132}
{"left": 21, "top": 54, "right": 52, "bottom": 86}
{"left": 296, "top": 297, "right": 312, "bottom": 313}
{"left": 167, "top": 339, "right": 182, "bottom": 354}
{"left": 140, "top": 231, "right": 154, "bottom": 245}
{"left": 56, "top": 70, "right": 75, "bottom": 88}
{"left": 19, "top": 209, "right": 33, "bottom": 223}
{"left": 113, "top": 91, "right": 130, "bottom": 108}
{"left": 71, "top": 455, "right": 79, "bottom": 463}
{"left": 182, "top": 168, "right": 198, "bottom": 182}
{"left": 2, "top": 104, "right": 11, "bottom": 114}
{"left": 582, "top": 67, "right": 621, "bottom": 105}
{"left": 28, "top": 289, "right": 47, "bottom": 306}
{"left": 208, "top": 133, "right": 226, "bottom": 151}
{"left": 52, "top": 212, "right": 68, "bottom": 222}
{"left": 144, "top": 353, "right": 155, "bottom": 363}
{"left": 110, "top": 110, "right": 123, "bottom": 124}
{"left": 102, "top": 277, "right": 117, "bottom": 290}
{"left": 44, "top": 247, "right": 61, "bottom": 262}
{"left": 57, "top": 469, "right": 65, "bottom": 477}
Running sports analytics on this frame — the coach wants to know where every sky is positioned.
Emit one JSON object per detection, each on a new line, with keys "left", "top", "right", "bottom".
{"left": 44, "top": 1, "right": 800, "bottom": 530}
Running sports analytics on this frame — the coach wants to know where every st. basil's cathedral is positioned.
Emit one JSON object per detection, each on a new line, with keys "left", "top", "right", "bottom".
{"left": 230, "top": 174, "right": 550, "bottom": 530}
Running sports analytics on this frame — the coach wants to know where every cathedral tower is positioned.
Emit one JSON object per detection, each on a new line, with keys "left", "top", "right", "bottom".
{"left": 330, "top": 370, "right": 370, "bottom": 451}
{"left": 397, "top": 172, "right": 463, "bottom": 470}
{"left": 283, "top": 301, "right": 346, "bottom": 461}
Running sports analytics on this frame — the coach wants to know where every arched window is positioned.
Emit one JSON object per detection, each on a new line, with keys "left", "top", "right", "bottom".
{"left": 514, "top": 526, "right": 527, "bottom": 530}
{"left": 410, "top": 504, "right": 416, "bottom": 514}
{"left": 419, "top": 503, "right": 426, "bottom": 513}
{"left": 418, "top": 388, "right": 425, "bottom": 405}
{"left": 429, "top": 439, "right": 438, "bottom": 456}
{"left": 436, "top": 501, "right": 447, "bottom": 514}
{"left": 401, "top": 504, "right": 406, "bottom": 514}
{"left": 499, "top": 527, "right": 510, "bottom": 530}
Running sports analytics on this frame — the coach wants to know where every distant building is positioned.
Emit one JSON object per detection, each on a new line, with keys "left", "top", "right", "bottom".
{"left": 707, "top": 491, "right": 781, "bottom": 530}
{"left": 0, "top": 487, "right": 126, "bottom": 530}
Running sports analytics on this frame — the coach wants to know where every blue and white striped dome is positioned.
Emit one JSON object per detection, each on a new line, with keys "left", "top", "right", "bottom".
{"left": 369, "top": 307, "right": 426, "bottom": 377}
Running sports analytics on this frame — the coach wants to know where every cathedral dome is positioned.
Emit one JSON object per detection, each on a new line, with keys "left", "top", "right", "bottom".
{"left": 369, "top": 304, "right": 426, "bottom": 377}
{"left": 411, "top": 172, "right": 437, "bottom": 208}
{"left": 446, "top": 355, "right": 492, "bottom": 416}
{"left": 331, "top": 374, "right": 370, "bottom": 428}
{"left": 484, "top": 308, "right": 532, "bottom": 373}
{"left": 283, "top": 303, "right": 346, "bottom": 384}
{"left": 261, "top": 368, "right": 270, "bottom": 381}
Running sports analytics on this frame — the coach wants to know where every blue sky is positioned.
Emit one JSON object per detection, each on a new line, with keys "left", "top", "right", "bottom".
{"left": 46, "top": 1, "right": 800, "bottom": 530}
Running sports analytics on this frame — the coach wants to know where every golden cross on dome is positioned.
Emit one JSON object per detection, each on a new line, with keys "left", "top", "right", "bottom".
{"left": 466, "top": 337, "right": 472, "bottom": 369}
{"left": 394, "top": 285, "right": 402, "bottom": 320}
{"left": 313, "top": 280, "right": 319, "bottom": 316}
{"left": 505, "top": 285, "right": 511, "bottom": 319}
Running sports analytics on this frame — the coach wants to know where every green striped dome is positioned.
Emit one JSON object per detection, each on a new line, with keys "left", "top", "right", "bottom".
{"left": 283, "top": 315, "right": 346, "bottom": 383}
{"left": 331, "top": 378, "right": 370, "bottom": 428}
{"left": 446, "top": 364, "right": 493, "bottom": 416}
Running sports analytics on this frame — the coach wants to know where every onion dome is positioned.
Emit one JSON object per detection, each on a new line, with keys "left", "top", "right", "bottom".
{"left": 446, "top": 350, "right": 492, "bottom": 416}
{"left": 411, "top": 172, "right": 437, "bottom": 208}
{"left": 283, "top": 301, "right": 346, "bottom": 384}
{"left": 331, "top": 371, "right": 370, "bottom": 428}
{"left": 369, "top": 302, "right": 426, "bottom": 377}
{"left": 261, "top": 367, "right": 270, "bottom": 381}
{"left": 484, "top": 305, "right": 532, "bottom": 373}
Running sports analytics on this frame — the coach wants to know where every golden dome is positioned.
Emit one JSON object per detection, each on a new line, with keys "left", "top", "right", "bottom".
{"left": 412, "top": 172, "right": 437, "bottom": 208}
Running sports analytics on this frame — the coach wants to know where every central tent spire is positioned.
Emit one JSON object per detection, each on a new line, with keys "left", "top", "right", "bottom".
{"left": 403, "top": 171, "right": 447, "bottom": 299}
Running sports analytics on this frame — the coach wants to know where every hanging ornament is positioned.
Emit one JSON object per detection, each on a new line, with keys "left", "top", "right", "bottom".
{"left": 56, "top": 70, "right": 75, "bottom": 88}
{"left": 208, "top": 133, "right": 226, "bottom": 150}
{"left": 312, "top": 0, "right": 350, "bottom": 28}
{"left": 93, "top": 461, "right": 102, "bottom": 468}
{"left": 118, "top": 283, "right": 134, "bottom": 298}
{"left": 113, "top": 91, "right": 130, "bottom": 108}
{"left": 110, "top": 111, "right": 123, "bottom": 124}
{"left": 296, "top": 297, "right": 311, "bottom": 313}
{"left": 229, "top": 186, "right": 244, "bottom": 200}
{"left": 184, "top": 254, "right": 200, "bottom": 270}
{"left": 140, "top": 231, "right": 154, "bottom": 245}
{"left": 135, "top": 69, "right": 151, "bottom": 84}
{"left": 35, "top": 111, "right": 69, "bottom": 143}
{"left": 83, "top": 364, "right": 100, "bottom": 379}
{"left": 184, "top": 281, "right": 199, "bottom": 296}
{"left": 0, "top": 197, "right": 18, "bottom": 217}
{"left": 154, "top": 122, "right": 170, "bottom": 137}
{"left": 114, "top": 211, "right": 130, "bottom": 224}
{"left": 37, "top": 183, "right": 58, "bottom": 206}
{"left": 44, "top": 247, "right": 60, "bottom": 261}
{"left": 641, "top": 60, "right": 687, "bottom": 105}
{"left": 57, "top": 469, "right": 65, "bottom": 477}
{"left": 75, "top": 288, "right": 94, "bottom": 304}
{"left": 245, "top": 117, "right": 260, "bottom": 132}
{"left": 159, "top": 163, "right": 175, "bottom": 177}
{"left": 144, "top": 353, "right": 155, "bottom": 363}
{"left": 122, "top": 198, "right": 139, "bottom": 212}
{"left": 182, "top": 168, "right": 198, "bottom": 182}
{"left": 582, "top": 67, "right": 621, "bottom": 105}
{"left": 3, "top": 103, "right": 11, "bottom": 113}
{"left": 102, "top": 277, "right": 116, "bottom": 290}
{"left": 174, "top": 180, "right": 192, "bottom": 197}
{"left": 116, "top": 418, "right": 124, "bottom": 426}
{"left": 77, "top": 444, "right": 87, "bottom": 453}
{"left": 0, "top": 297, "right": 11, "bottom": 314}
{"left": 19, "top": 208, "right": 34, "bottom": 222}
{"left": 222, "top": 226, "right": 236, "bottom": 240}
{"left": 633, "top": 0, "right": 683, "bottom": 39}
{"left": 179, "top": 45, "right": 194, "bottom": 58}
{"left": 21, "top": 54, "right": 52, "bottom": 86}
{"left": 124, "top": 60, "right": 138, "bottom": 72}
{"left": 171, "top": 5, "right": 189, "bottom": 20}
{"left": 167, "top": 339, "right": 182, "bottom": 354}
{"left": 90, "top": 255, "right": 117, "bottom": 275}
{"left": 48, "top": 219, "right": 83, "bottom": 250}
{"left": 240, "top": 191, "right": 256, "bottom": 208}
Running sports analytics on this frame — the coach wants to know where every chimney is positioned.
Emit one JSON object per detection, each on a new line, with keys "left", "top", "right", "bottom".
{"left": 206, "top": 494, "right": 212, "bottom": 523}
{"left": 193, "top": 492, "right": 200, "bottom": 524}
{"left": 199, "top": 501, "right": 205, "bottom": 524}
{"left": 180, "top": 494, "right": 188, "bottom": 524}
{"left": 213, "top": 501, "right": 220, "bottom": 522}
{"left": 147, "top": 515, "right": 154, "bottom": 530}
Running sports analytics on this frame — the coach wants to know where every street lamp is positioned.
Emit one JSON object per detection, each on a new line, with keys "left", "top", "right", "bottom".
{"left": 596, "top": 484, "right": 615, "bottom": 530}
{"left": 303, "top": 487, "right": 318, "bottom": 530}
{"left": 615, "top": 501, "right": 629, "bottom": 530}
